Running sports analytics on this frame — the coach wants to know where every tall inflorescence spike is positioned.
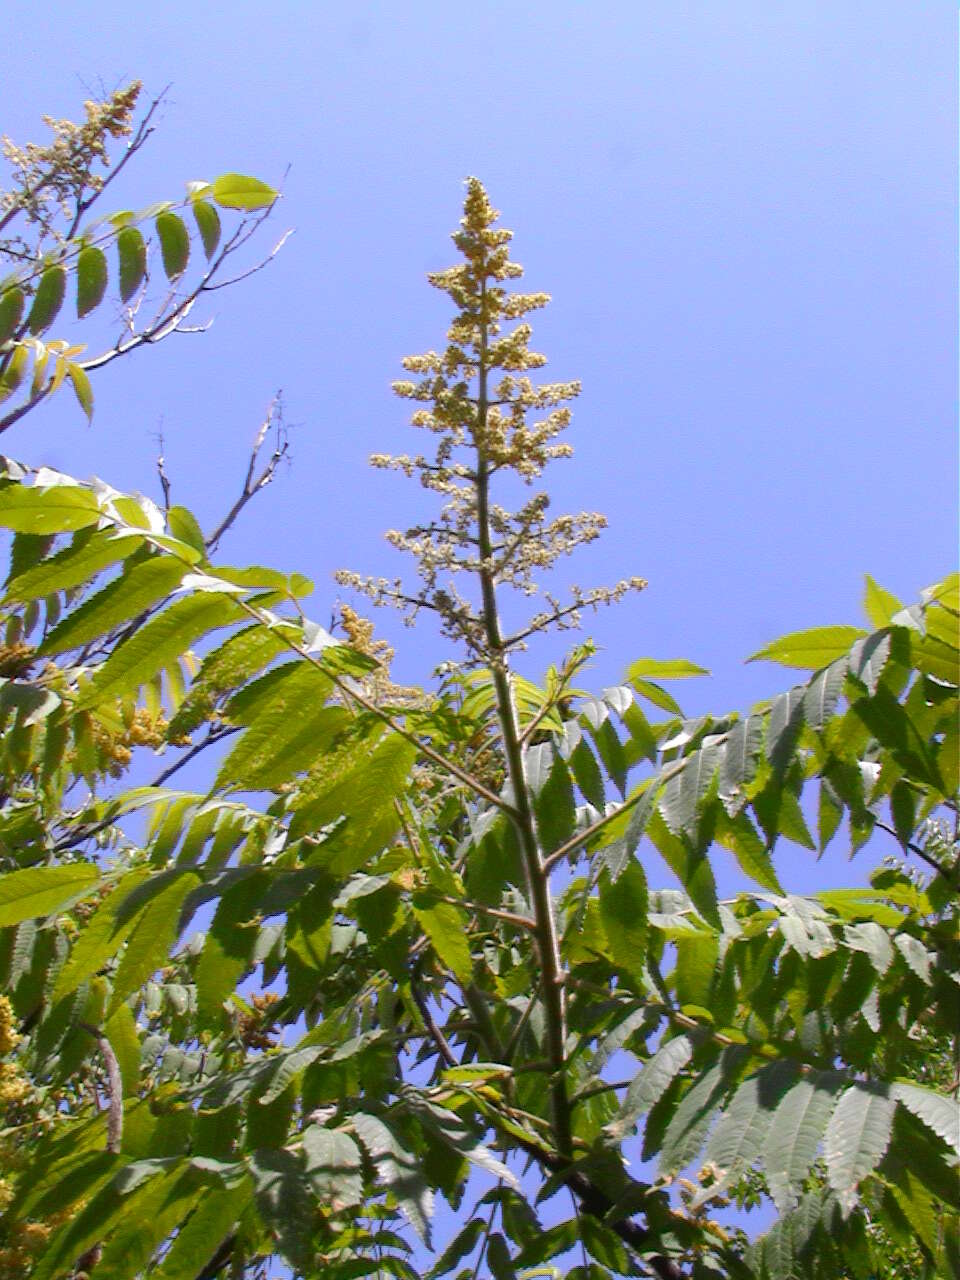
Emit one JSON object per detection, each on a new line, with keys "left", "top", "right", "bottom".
{"left": 336, "top": 178, "right": 646, "bottom": 659}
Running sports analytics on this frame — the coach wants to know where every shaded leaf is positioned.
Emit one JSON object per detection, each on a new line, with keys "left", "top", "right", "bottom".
{"left": 824, "top": 1084, "right": 895, "bottom": 1215}
{"left": 27, "top": 264, "right": 67, "bottom": 334}
{"left": 303, "top": 1125, "right": 364, "bottom": 1210}
{"left": 192, "top": 199, "right": 222, "bottom": 258}
{"left": 117, "top": 225, "right": 147, "bottom": 302}
{"left": 0, "top": 286, "right": 25, "bottom": 343}
{"left": 156, "top": 211, "right": 190, "bottom": 279}
{"left": 605, "top": 1035, "right": 693, "bottom": 1142}
{"left": 76, "top": 246, "right": 108, "bottom": 318}
{"left": 763, "top": 1072, "right": 844, "bottom": 1212}
{"left": 67, "top": 362, "right": 94, "bottom": 421}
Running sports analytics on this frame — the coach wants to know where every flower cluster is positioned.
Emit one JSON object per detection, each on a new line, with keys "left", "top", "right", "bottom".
{"left": 337, "top": 179, "right": 645, "bottom": 659}
{"left": 1, "top": 82, "right": 141, "bottom": 249}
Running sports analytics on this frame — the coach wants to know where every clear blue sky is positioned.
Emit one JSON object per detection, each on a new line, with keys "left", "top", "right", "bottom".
{"left": 3, "top": 2, "right": 956, "bottom": 1266}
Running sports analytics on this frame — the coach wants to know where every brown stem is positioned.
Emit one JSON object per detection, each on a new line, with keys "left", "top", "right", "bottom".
{"left": 473, "top": 268, "right": 572, "bottom": 1160}
{"left": 80, "top": 1022, "right": 123, "bottom": 1152}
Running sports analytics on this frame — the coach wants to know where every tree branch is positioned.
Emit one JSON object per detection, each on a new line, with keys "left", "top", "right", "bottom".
{"left": 205, "top": 393, "right": 289, "bottom": 551}
{"left": 79, "top": 1021, "right": 123, "bottom": 1153}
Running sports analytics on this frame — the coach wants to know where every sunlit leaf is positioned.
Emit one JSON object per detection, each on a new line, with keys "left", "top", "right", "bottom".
{"left": 211, "top": 173, "right": 278, "bottom": 210}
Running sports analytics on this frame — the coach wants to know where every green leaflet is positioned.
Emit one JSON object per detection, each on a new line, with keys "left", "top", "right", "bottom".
{"left": 215, "top": 662, "right": 339, "bottom": 790}
{"left": 89, "top": 1167, "right": 198, "bottom": 1280}
{"left": 597, "top": 858, "right": 647, "bottom": 977}
{"left": 714, "top": 808, "right": 782, "bottom": 893}
{"left": 166, "top": 505, "right": 206, "bottom": 555}
{"left": 12, "top": 1148, "right": 120, "bottom": 1225}
{"left": 5, "top": 528, "right": 140, "bottom": 602}
{"left": 0, "top": 286, "right": 25, "bottom": 343}
{"left": 211, "top": 173, "right": 279, "bottom": 210}
{"left": 192, "top": 199, "right": 222, "bottom": 258}
{"left": 0, "top": 342, "right": 27, "bottom": 401}
{"left": 412, "top": 896, "right": 473, "bottom": 984}
{"left": 104, "top": 1002, "right": 142, "bottom": 1095}
{"left": 891, "top": 1082, "right": 960, "bottom": 1153}
{"left": 605, "top": 1034, "right": 693, "bottom": 1142}
{"left": 76, "top": 245, "right": 108, "bottom": 318}
{"left": 645, "top": 809, "right": 719, "bottom": 927}
{"left": 195, "top": 870, "right": 271, "bottom": 1022}
{"left": 673, "top": 930, "right": 718, "bottom": 1009}
{"left": 626, "top": 657, "right": 709, "bottom": 680}
{"left": 27, "top": 264, "right": 67, "bottom": 334}
{"left": 824, "top": 1084, "right": 896, "bottom": 1214}
{"left": 153, "top": 1178, "right": 252, "bottom": 1279}
{"left": 426, "top": 1216, "right": 484, "bottom": 1277}
{"left": 487, "top": 1232, "right": 517, "bottom": 1280}
{"left": 53, "top": 867, "right": 152, "bottom": 1000}
{"left": 108, "top": 871, "right": 201, "bottom": 1013}
{"left": 290, "top": 733, "right": 417, "bottom": 871}
{"left": 117, "top": 226, "right": 147, "bottom": 302}
{"left": 863, "top": 575, "right": 903, "bottom": 629}
{"left": 748, "top": 625, "right": 867, "bottom": 670}
{"left": 195, "top": 622, "right": 290, "bottom": 690}
{"left": 0, "top": 862, "right": 99, "bottom": 926}
{"left": 302, "top": 1125, "right": 364, "bottom": 1210}
{"left": 74, "top": 593, "right": 243, "bottom": 709}
{"left": 156, "top": 211, "right": 190, "bottom": 279}
{"left": 40, "top": 554, "right": 186, "bottom": 655}
{"left": 28, "top": 1164, "right": 166, "bottom": 1280}
{"left": 0, "top": 482, "right": 100, "bottom": 534}
{"left": 763, "top": 1072, "right": 844, "bottom": 1213}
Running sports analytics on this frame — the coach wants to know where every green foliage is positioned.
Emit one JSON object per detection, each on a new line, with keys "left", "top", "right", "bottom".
{"left": 0, "top": 150, "right": 955, "bottom": 1280}
{"left": 0, "top": 83, "right": 278, "bottom": 433}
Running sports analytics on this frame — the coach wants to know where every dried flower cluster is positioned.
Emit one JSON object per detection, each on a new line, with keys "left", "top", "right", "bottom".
{"left": 1, "top": 82, "right": 141, "bottom": 253}
{"left": 337, "top": 179, "right": 645, "bottom": 659}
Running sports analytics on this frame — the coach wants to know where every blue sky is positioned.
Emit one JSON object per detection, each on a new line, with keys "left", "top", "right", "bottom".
{"left": 3, "top": 1, "right": 956, "bottom": 1268}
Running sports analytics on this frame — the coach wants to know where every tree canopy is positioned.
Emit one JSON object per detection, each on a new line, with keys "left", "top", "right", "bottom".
{"left": 0, "top": 88, "right": 956, "bottom": 1280}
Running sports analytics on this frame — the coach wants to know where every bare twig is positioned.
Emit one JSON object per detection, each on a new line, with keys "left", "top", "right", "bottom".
{"left": 202, "top": 226, "right": 294, "bottom": 291}
{"left": 411, "top": 977, "right": 459, "bottom": 1069}
{"left": 52, "top": 725, "right": 240, "bottom": 853}
{"left": 205, "top": 394, "right": 289, "bottom": 551}
{"left": 154, "top": 429, "right": 172, "bottom": 510}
